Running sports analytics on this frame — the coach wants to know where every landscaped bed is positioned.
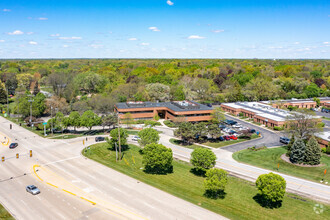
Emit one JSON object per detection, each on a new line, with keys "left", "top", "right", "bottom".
{"left": 204, "top": 134, "right": 260, "bottom": 148}
{"left": 169, "top": 138, "right": 203, "bottom": 149}
{"left": 83, "top": 143, "right": 330, "bottom": 220}
{"left": 233, "top": 146, "right": 330, "bottom": 183}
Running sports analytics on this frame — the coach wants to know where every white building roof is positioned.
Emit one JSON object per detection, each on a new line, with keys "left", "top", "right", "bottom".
{"left": 315, "top": 132, "right": 330, "bottom": 142}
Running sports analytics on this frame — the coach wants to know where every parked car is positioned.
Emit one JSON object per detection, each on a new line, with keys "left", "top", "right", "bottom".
{"left": 224, "top": 120, "right": 237, "bottom": 125}
{"left": 95, "top": 137, "right": 105, "bottom": 142}
{"left": 280, "top": 137, "right": 290, "bottom": 144}
{"left": 223, "top": 128, "right": 231, "bottom": 133}
{"left": 9, "top": 143, "right": 18, "bottom": 149}
{"left": 322, "top": 108, "right": 330, "bottom": 113}
{"left": 228, "top": 130, "right": 237, "bottom": 135}
{"left": 223, "top": 135, "right": 231, "bottom": 141}
{"left": 249, "top": 129, "right": 256, "bottom": 133}
{"left": 219, "top": 136, "right": 225, "bottom": 141}
{"left": 26, "top": 185, "right": 40, "bottom": 195}
{"left": 229, "top": 135, "right": 238, "bottom": 140}
{"left": 232, "top": 124, "right": 242, "bottom": 128}
{"left": 132, "top": 136, "right": 140, "bottom": 141}
{"left": 219, "top": 124, "right": 226, "bottom": 130}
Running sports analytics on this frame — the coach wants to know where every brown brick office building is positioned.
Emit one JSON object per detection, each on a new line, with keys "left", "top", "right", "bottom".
{"left": 261, "top": 97, "right": 330, "bottom": 109}
{"left": 114, "top": 101, "right": 213, "bottom": 122}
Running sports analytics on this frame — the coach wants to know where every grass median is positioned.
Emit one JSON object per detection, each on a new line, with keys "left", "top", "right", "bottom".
{"left": 0, "top": 203, "right": 14, "bottom": 219}
{"left": 204, "top": 134, "right": 260, "bottom": 148}
{"left": 169, "top": 138, "right": 202, "bottom": 149}
{"left": 83, "top": 143, "right": 330, "bottom": 220}
{"left": 233, "top": 146, "right": 330, "bottom": 183}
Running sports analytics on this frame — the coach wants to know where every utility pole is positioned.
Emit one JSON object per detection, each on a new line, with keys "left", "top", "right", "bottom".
{"left": 51, "top": 105, "right": 53, "bottom": 135}
{"left": 6, "top": 87, "right": 9, "bottom": 116}
{"left": 27, "top": 95, "right": 34, "bottom": 127}
{"left": 118, "top": 113, "right": 121, "bottom": 160}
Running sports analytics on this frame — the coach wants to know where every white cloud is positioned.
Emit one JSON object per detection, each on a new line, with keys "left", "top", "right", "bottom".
{"left": 50, "top": 34, "right": 60, "bottom": 37}
{"left": 140, "top": 42, "right": 150, "bottom": 46}
{"left": 167, "top": 0, "right": 174, "bottom": 6}
{"left": 2, "top": 9, "right": 11, "bottom": 12}
{"left": 63, "top": 45, "right": 69, "bottom": 48}
{"left": 29, "top": 41, "right": 37, "bottom": 45}
{"left": 38, "top": 17, "right": 48, "bottom": 20}
{"left": 293, "top": 42, "right": 300, "bottom": 45}
{"left": 211, "top": 30, "right": 224, "bottom": 33}
{"left": 89, "top": 44, "right": 103, "bottom": 49}
{"left": 7, "top": 30, "right": 24, "bottom": 35}
{"left": 26, "top": 32, "right": 34, "bottom": 35}
{"left": 128, "top": 38, "right": 138, "bottom": 41}
{"left": 58, "top": 36, "right": 82, "bottom": 40}
{"left": 187, "top": 35, "right": 205, "bottom": 39}
{"left": 149, "top": 27, "right": 160, "bottom": 32}
{"left": 323, "top": 42, "right": 329, "bottom": 45}
{"left": 0, "top": 40, "right": 5, "bottom": 42}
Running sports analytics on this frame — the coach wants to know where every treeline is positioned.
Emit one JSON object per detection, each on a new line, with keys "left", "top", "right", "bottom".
{"left": 0, "top": 59, "right": 329, "bottom": 115}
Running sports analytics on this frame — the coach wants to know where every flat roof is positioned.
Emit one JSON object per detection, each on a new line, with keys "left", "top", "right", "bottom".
{"left": 261, "top": 97, "right": 330, "bottom": 105}
{"left": 315, "top": 131, "right": 330, "bottom": 142}
{"left": 222, "top": 101, "right": 320, "bottom": 122}
{"left": 115, "top": 101, "right": 213, "bottom": 112}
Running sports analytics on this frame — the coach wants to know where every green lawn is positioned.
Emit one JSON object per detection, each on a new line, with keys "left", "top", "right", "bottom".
{"left": 169, "top": 138, "right": 203, "bottom": 149}
{"left": 0, "top": 203, "right": 14, "bottom": 219}
{"left": 233, "top": 147, "right": 330, "bottom": 183}
{"left": 83, "top": 143, "right": 330, "bottom": 220}
{"left": 126, "top": 129, "right": 139, "bottom": 135}
{"left": 322, "top": 116, "right": 330, "bottom": 121}
{"left": 204, "top": 134, "right": 260, "bottom": 148}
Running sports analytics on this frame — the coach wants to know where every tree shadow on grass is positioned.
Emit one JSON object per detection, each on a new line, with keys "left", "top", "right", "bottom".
{"left": 143, "top": 165, "right": 173, "bottom": 175}
{"left": 253, "top": 194, "right": 282, "bottom": 209}
{"left": 107, "top": 144, "right": 130, "bottom": 152}
{"left": 190, "top": 168, "right": 206, "bottom": 177}
{"left": 204, "top": 190, "right": 227, "bottom": 199}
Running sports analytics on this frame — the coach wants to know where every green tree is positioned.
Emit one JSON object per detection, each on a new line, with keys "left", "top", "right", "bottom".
{"left": 68, "top": 111, "right": 81, "bottom": 131}
{"left": 208, "top": 124, "right": 221, "bottom": 139}
{"left": 190, "top": 148, "right": 217, "bottom": 173}
{"left": 193, "top": 78, "right": 210, "bottom": 100}
{"left": 33, "top": 81, "right": 40, "bottom": 96}
{"left": 286, "top": 134, "right": 295, "bottom": 156}
{"left": 210, "top": 107, "right": 225, "bottom": 124}
{"left": 174, "top": 122, "right": 196, "bottom": 144}
{"left": 74, "top": 72, "right": 108, "bottom": 94}
{"left": 101, "top": 113, "right": 117, "bottom": 130}
{"left": 142, "top": 143, "right": 173, "bottom": 174}
{"left": 145, "top": 83, "right": 170, "bottom": 102}
{"left": 256, "top": 173, "right": 286, "bottom": 206}
{"left": 304, "top": 136, "right": 322, "bottom": 165}
{"left": 204, "top": 168, "right": 228, "bottom": 199}
{"left": 194, "top": 122, "right": 208, "bottom": 142}
{"left": 138, "top": 128, "right": 160, "bottom": 146}
{"left": 313, "top": 97, "right": 321, "bottom": 107}
{"left": 304, "top": 83, "right": 320, "bottom": 98}
{"left": 290, "top": 139, "right": 306, "bottom": 164}
{"left": 80, "top": 110, "right": 101, "bottom": 130}
{"left": 108, "top": 128, "right": 128, "bottom": 150}
{"left": 0, "top": 82, "right": 7, "bottom": 104}
{"left": 243, "top": 77, "right": 278, "bottom": 101}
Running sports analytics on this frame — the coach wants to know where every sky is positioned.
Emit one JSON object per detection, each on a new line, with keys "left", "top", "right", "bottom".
{"left": 0, "top": 0, "right": 329, "bottom": 59}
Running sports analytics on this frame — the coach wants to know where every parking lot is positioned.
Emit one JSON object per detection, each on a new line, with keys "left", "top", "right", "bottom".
{"left": 218, "top": 119, "right": 258, "bottom": 142}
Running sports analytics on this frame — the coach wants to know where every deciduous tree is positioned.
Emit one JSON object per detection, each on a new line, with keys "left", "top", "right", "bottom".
{"left": 138, "top": 128, "right": 160, "bottom": 146}
{"left": 204, "top": 168, "right": 228, "bottom": 199}
{"left": 190, "top": 148, "right": 216, "bottom": 172}
{"left": 142, "top": 143, "right": 173, "bottom": 174}
{"left": 256, "top": 173, "right": 286, "bottom": 206}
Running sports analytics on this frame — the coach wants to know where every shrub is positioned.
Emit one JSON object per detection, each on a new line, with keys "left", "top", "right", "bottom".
{"left": 164, "top": 120, "right": 177, "bottom": 128}
{"left": 190, "top": 148, "right": 217, "bottom": 173}
{"left": 238, "top": 112, "right": 244, "bottom": 117}
{"left": 204, "top": 168, "right": 228, "bottom": 199}
{"left": 321, "top": 147, "right": 326, "bottom": 153}
{"left": 326, "top": 146, "right": 330, "bottom": 154}
{"left": 142, "top": 143, "right": 173, "bottom": 174}
{"left": 273, "top": 126, "right": 283, "bottom": 131}
{"left": 256, "top": 173, "right": 286, "bottom": 206}
{"left": 144, "top": 120, "right": 161, "bottom": 127}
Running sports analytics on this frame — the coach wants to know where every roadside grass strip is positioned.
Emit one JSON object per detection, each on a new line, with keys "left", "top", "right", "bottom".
{"left": 83, "top": 143, "right": 330, "bottom": 220}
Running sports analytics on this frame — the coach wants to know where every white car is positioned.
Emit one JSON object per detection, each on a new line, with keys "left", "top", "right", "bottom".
{"left": 232, "top": 124, "right": 242, "bottom": 128}
{"left": 132, "top": 136, "right": 140, "bottom": 141}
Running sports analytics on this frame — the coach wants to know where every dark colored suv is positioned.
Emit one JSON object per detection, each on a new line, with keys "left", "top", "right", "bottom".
{"left": 95, "top": 137, "right": 105, "bottom": 142}
{"left": 280, "top": 137, "right": 290, "bottom": 144}
{"left": 9, "top": 143, "right": 18, "bottom": 149}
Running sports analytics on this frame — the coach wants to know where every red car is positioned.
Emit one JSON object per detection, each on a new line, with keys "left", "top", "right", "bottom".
{"left": 229, "top": 135, "right": 237, "bottom": 140}
{"left": 223, "top": 135, "right": 231, "bottom": 141}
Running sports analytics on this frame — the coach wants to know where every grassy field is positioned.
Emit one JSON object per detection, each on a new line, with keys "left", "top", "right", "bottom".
{"left": 83, "top": 143, "right": 330, "bottom": 220}
{"left": 0, "top": 203, "right": 14, "bottom": 220}
{"left": 169, "top": 138, "right": 203, "bottom": 149}
{"left": 204, "top": 134, "right": 260, "bottom": 148}
{"left": 233, "top": 147, "right": 330, "bottom": 183}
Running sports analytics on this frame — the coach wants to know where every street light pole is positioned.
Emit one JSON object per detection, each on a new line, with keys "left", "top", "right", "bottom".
{"left": 27, "top": 95, "right": 34, "bottom": 127}
{"left": 51, "top": 106, "right": 53, "bottom": 135}
{"left": 118, "top": 113, "right": 121, "bottom": 160}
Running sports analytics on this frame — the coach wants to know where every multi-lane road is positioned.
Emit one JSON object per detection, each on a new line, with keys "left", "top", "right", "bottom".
{"left": 0, "top": 117, "right": 226, "bottom": 220}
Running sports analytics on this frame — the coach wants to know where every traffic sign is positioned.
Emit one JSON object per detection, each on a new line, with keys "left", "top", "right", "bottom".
{"left": 43, "top": 122, "right": 47, "bottom": 125}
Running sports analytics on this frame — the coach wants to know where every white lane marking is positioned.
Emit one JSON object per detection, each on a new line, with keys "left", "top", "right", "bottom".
{"left": 83, "top": 187, "right": 94, "bottom": 193}
{"left": 73, "top": 207, "right": 77, "bottom": 210}
{"left": 20, "top": 199, "right": 28, "bottom": 207}
{"left": 72, "top": 179, "right": 81, "bottom": 183}
{"left": 36, "top": 196, "right": 41, "bottom": 201}
{"left": 67, "top": 202, "right": 70, "bottom": 206}
{"left": 42, "top": 155, "right": 81, "bottom": 166}
{"left": 57, "top": 212, "right": 66, "bottom": 220}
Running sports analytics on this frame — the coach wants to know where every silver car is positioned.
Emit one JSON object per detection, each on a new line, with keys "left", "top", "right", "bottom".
{"left": 26, "top": 185, "right": 40, "bottom": 195}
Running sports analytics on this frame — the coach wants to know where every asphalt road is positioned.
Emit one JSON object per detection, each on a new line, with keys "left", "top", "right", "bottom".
{"left": 0, "top": 117, "right": 225, "bottom": 220}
